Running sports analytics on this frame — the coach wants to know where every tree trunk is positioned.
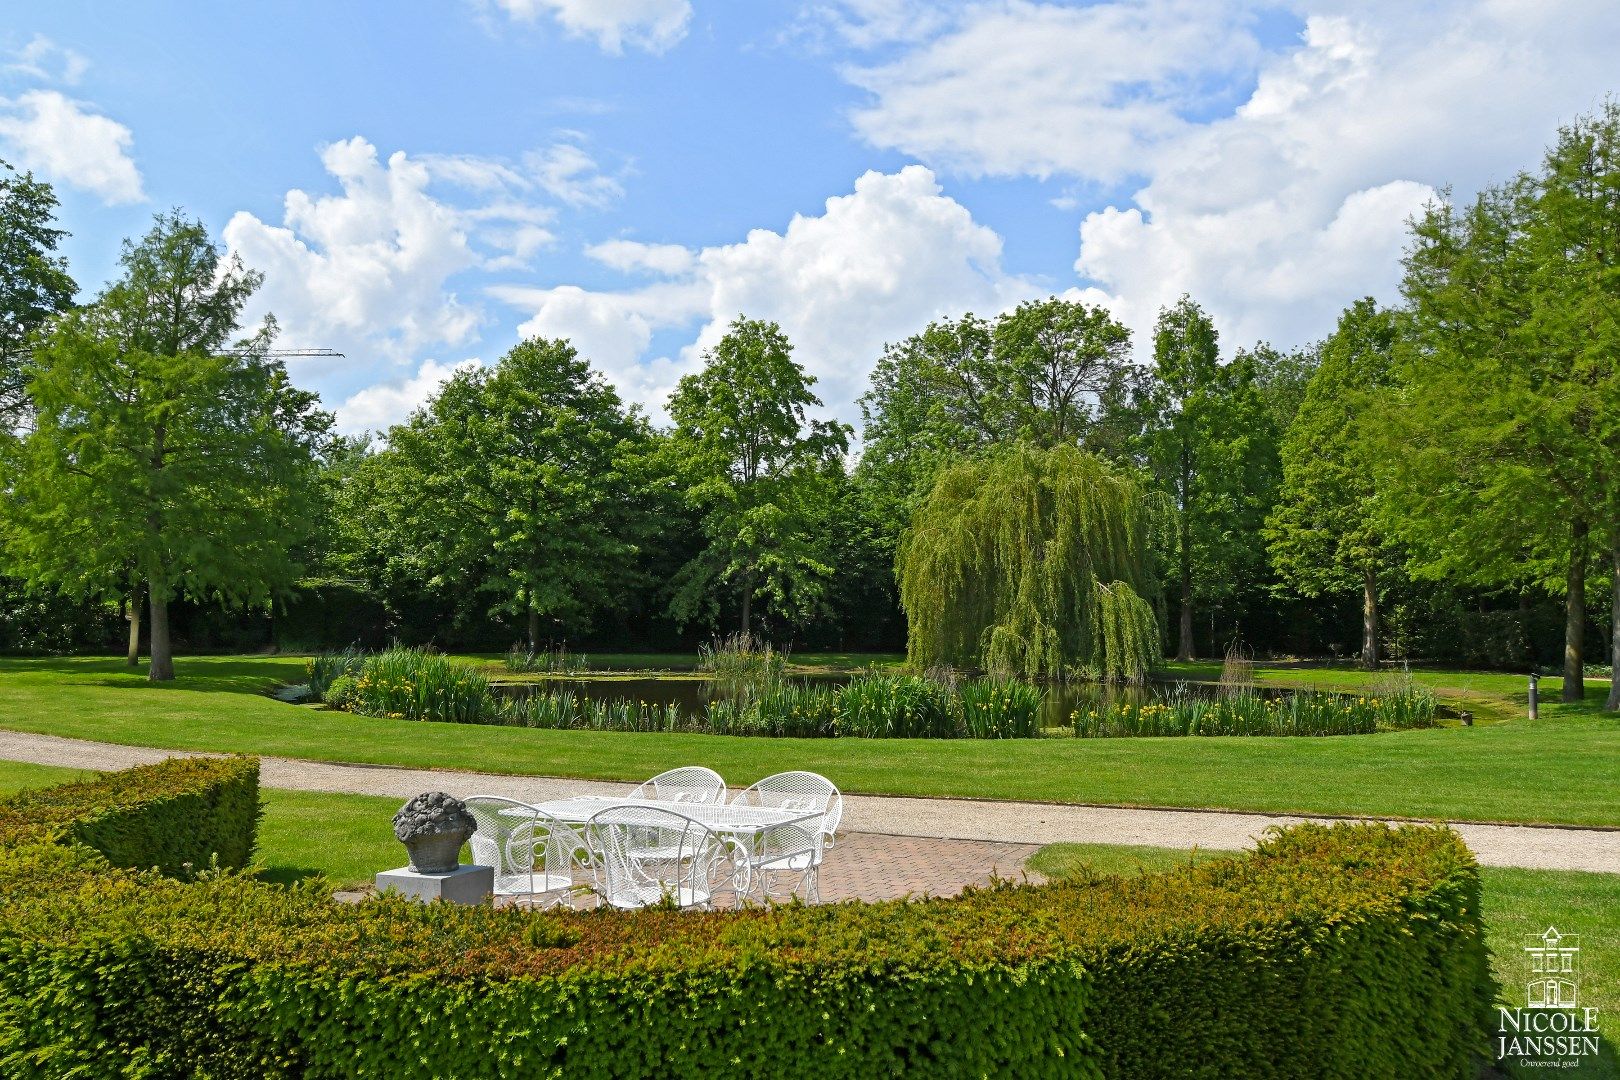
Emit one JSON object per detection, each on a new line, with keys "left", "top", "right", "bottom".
{"left": 147, "top": 585, "right": 174, "bottom": 682}
{"left": 1606, "top": 544, "right": 1619, "bottom": 713}
{"left": 528, "top": 606, "right": 540, "bottom": 652}
{"left": 1361, "top": 568, "right": 1380, "bottom": 670}
{"left": 125, "top": 585, "right": 141, "bottom": 667}
{"left": 739, "top": 565, "right": 755, "bottom": 636}
{"left": 1176, "top": 443, "right": 1194, "bottom": 661}
{"left": 1564, "top": 519, "right": 1587, "bottom": 703}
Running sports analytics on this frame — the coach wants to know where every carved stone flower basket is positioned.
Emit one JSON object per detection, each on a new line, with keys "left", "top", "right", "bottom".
{"left": 392, "top": 792, "right": 476, "bottom": 874}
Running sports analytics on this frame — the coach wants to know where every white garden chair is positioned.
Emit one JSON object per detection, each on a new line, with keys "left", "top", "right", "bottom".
{"left": 584, "top": 804, "right": 741, "bottom": 910}
{"left": 464, "top": 796, "right": 586, "bottom": 909}
{"left": 629, "top": 765, "right": 727, "bottom": 805}
{"left": 730, "top": 771, "right": 842, "bottom": 901}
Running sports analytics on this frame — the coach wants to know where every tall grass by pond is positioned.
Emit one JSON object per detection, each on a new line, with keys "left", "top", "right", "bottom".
{"left": 698, "top": 632, "right": 788, "bottom": 691}
{"left": 306, "top": 648, "right": 1432, "bottom": 740}
{"left": 504, "top": 643, "right": 591, "bottom": 675}
{"left": 502, "top": 673, "right": 1044, "bottom": 739}
{"left": 1069, "top": 685, "right": 1437, "bottom": 738}
{"left": 315, "top": 646, "right": 496, "bottom": 724}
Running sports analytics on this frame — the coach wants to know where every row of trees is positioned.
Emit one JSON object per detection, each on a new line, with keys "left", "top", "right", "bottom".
{"left": 0, "top": 102, "right": 1614, "bottom": 706}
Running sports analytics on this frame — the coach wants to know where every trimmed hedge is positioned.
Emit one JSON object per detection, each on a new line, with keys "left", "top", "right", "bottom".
{"left": 0, "top": 761, "right": 1492, "bottom": 1078}
{"left": 0, "top": 755, "right": 260, "bottom": 874}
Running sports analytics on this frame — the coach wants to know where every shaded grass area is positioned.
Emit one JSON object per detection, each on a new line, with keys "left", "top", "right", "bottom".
{"left": 1, "top": 655, "right": 1616, "bottom": 825}
{"left": 1034, "top": 840, "right": 1619, "bottom": 1079}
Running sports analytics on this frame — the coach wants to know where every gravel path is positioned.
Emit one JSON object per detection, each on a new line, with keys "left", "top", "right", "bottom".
{"left": 2, "top": 729, "right": 1615, "bottom": 874}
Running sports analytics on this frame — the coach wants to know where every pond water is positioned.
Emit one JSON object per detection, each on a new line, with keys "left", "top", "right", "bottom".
{"left": 489, "top": 675, "right": 1310, "bottom": 729}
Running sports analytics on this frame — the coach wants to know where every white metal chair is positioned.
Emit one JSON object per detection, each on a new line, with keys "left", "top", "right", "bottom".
{"left": 584, "top": 804, "right": 741, "bottom": 910}
{"left": 629, "top": 766, "right": 728, "bottom": 805}
{"left": 730, "top": 771, "right": 842, "bottom": 901}
{"left": 464, "top": 796, "right": 585, "bottom": 908}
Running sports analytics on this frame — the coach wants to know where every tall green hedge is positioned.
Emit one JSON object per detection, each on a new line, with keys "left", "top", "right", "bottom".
{"left": 0, "top": 755, "right": 260, "bottom": 873}
{"left": 0, "top": 760, "right": 1491, "bottom": 1078}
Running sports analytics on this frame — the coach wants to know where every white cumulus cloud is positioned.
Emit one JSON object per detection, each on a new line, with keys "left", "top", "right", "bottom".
{"left": 0, "top": 89, "right": 143, "bottom": 205}
{"left": 841, "top": 0, "right": 1620, "bottom": 351}
{"left": 490, "top": 0, "right": 692, "bottom": 54}
{"left": 224, "top": 137, "right": 487, "bottom": 363}
{"left": 494, "top": 165, "right": 1042, "bottom": 424}
{"left": 336, "top": 358, "right": 484, "bottom": 435}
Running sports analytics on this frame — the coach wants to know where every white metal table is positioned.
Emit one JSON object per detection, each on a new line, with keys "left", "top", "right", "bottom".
{"left": 515, "top": 796, "right": 824, "bottom": 903}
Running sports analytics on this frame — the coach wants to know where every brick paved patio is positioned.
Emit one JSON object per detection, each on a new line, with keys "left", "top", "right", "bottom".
{"left": 813, "top": 831, "right": 1042, "bottom": 902}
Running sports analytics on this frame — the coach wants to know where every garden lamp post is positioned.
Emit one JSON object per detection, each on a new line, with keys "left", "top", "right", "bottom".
{"left": 1528, "top": 671, "right": 1540, "bottom": 720}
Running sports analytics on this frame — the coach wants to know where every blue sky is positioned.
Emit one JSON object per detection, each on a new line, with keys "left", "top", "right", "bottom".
{"left": 3, "top": 1, "right": 1617, "bottom": 433}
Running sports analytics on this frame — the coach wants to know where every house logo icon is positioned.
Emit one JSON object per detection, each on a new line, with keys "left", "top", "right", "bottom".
{"left": 1525, "top": 926, "right": 1579, "bottom": 1009}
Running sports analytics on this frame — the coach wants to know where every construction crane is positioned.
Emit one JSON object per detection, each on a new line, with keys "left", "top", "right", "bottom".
{"left": 226, "top": 348, "right": 346, "bottom": 360}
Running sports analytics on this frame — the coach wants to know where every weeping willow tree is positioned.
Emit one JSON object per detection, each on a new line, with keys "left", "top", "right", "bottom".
{"left": 897, "top": 444, "right": 1161, "bottom": 681}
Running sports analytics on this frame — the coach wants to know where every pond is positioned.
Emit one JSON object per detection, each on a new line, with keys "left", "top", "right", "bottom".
{"left": 489, "top": 675, "right": 1329, "bottom": 729}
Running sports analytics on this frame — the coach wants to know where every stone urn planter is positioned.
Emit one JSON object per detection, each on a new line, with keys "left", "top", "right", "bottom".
{"left": 392, "top": 792, "right": 476, "bottom": 874}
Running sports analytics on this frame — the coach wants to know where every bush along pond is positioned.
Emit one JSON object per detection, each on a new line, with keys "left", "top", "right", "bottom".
{"left": 304, "top": 647, "right": 1438, "bottom": 740}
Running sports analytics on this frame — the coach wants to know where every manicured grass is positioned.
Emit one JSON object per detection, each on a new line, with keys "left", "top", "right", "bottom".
{"left": 1, "top": 655, "right": 1616, "bottom": 825}
{"left": 1034, "top": 840, "right": 1620, "bottom": 1079}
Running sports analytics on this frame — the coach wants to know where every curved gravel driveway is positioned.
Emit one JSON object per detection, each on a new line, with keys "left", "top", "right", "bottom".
{"left": 0, "top": 729, "right": 1613, "bottom": 873}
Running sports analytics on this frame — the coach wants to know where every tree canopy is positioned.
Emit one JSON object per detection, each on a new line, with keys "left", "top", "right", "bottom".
{"left": 0, "top": 159, "right": 76, "bottom": 433}
{"left": 666, "top": 317, "right": 850, "bottom": 633}
{"left": 2, "top": 211, "right": 330, "bottom": 680}
{"left": 898, "top": 443, "right": 1160, "bottom": 681}
{"left": 342, "top": 339, "right": 648, "bottom": 645}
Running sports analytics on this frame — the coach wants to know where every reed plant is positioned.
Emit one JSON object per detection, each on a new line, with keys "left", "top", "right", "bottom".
{"left": 698, "top": 632, "right": 787, "bottom": 692}
{"left": 504, "top": 643, "right": 591, "bottom": 675}
{"left": 306, "top": 648, "right": 364, "bottom": 700}
{"left": 352, "top": 646, "right": 496, "bottom": 724}
{"left": 835, "top": 675, "right": 956, "bottom": 738}
{"left": 956, "top": 678, "right": 1044, "bottom": 738}
{"left": 1070, "top": 686, "right": 1435, "bottom": 738}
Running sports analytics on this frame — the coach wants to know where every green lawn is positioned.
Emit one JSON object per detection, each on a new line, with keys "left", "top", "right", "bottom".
{"left": 1, "top": 654, "right": 1616, "bottom": 825}
{"left": 1034, "top": 840, "right": 1620, "bottom": 1079}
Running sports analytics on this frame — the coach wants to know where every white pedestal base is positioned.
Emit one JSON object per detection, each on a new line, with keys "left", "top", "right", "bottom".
{"left": 375, "top": 863, "right": 494, "bottom": 905}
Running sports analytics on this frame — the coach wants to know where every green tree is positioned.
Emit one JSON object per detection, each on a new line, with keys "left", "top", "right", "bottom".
{"left": 0, "top": 160, "right": 76, "bottom": 430}
{"left": 1266, "top": 299, "right": 1401, "bottom": 668}
{"left": 667, "top": 316, "right": 850, "bottom": 634}
{"left": 3, "top": 212, "right": 331, "bottom": 680}
{"left": 1392, "top": 105, "right": 1620, "bottom": 707}
{"left": 857, "top": 298, "right": 1133, "bottom": 551}
{"left": 365, "top": 338, "right": 648, "bottom": 646}
{"left": 1139, "top": 296, "right": 1279, "bottom": 661}
{"left": 897, "top": 443, "right": 1160, "bottom": 680}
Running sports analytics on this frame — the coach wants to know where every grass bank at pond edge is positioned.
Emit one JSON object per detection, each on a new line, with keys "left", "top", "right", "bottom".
{"left": 0, "top": 655, "right": 1616, "bottom": 825}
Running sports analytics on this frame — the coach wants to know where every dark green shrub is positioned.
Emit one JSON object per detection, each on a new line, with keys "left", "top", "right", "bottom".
{"left": 0, "top": 777, "right": 1492, "bottom": 1080}
{"left": 0, "top": 756, "right": 260, "bottom": 874}
{"left": 321, "top": 673, "right": 358, "bottom": 710}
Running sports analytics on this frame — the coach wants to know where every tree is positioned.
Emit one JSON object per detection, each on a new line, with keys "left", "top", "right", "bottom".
{"left": 897, "top": 443, "right": 1160, "bottom": 680}
{"left": 1391, "top": 104, "right": 1620, "bottom": 707}
{"left": 1266, "top": 299, "right": 1401, "bottom": 668}
{"left": 3, "top": 212, "right": 330, "bottom": 680}
{"left": 374, "top": 338, "right": 648, "bottom": 646}
{"left": 857, "top": 298, "right": 1133, "bottom": 550}
{"left": 1140, "top": 299, "right": 1276, "bottom": 663}
{"left": 667, "top": 317, "right": 850, "bottom": 634}
{"left": 0, "top": 159, "right": 76, "bottom": 431}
